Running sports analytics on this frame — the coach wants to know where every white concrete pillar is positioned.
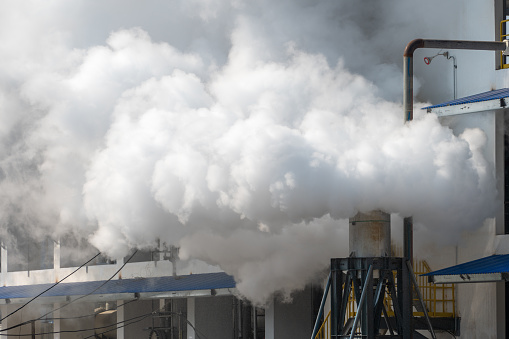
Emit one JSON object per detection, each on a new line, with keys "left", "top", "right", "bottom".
{"left": 264, "top": 299, "right": 275, "bottom": 339}
{"left": 117, "top": 300, "right": 124, "bottom": 339}
{"left": 159, "top": 298, "right": 166, "bottom": 330}
{"left": 116, "top": 257, "right": 124, "bottom": 279}
{"left": 1, "top": 242, "right": 7, "bottom": 286}
{"left": 53, "top": 240, "right": 60, "bottom": 282}
{"left": 53, "top": 303, "right": 60, "bottom": 339}
{"left": 187, "top": 297, "right": 195, "bottom": 339}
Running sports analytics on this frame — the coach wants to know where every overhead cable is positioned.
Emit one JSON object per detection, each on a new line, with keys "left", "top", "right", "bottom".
{"left": 0, "top": 250, "right": 138, "bottom": 333}
{"left": 0, "top": 251, "right": 101, "bottom": 323}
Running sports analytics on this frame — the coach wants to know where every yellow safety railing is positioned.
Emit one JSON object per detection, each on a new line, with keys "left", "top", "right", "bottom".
{"left": 314, "top": 310, "right": 331, "bottom": 339}
{"left": 413, "top": 261, "right": 456, "bottom": 317}
{"left": 501, "top": 19, "right": 509, "bottom": 69}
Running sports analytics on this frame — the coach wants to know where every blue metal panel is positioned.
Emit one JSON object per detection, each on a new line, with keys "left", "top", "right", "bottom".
{"left": 422, "top": 254, "right": 509, "bottom": 276}
{"left": 423, "top": 88, "right": 509, "bottom": 109}
{"left": 0, "top": 272, "right": 235, "bottom": 299}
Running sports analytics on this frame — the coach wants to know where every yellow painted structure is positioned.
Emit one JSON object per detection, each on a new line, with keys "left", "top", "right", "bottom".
{"left": 501, "top": 19, "right": 509, "bottom": 69}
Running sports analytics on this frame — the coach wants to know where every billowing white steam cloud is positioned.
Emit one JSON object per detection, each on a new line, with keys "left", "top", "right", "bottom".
{"left": 0, "top": 0, "right": 500, "bottom": 303}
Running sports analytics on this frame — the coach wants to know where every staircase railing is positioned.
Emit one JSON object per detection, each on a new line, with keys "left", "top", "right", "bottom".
{"left": 314, "top": 310, "right": 331, "bottom": 339}
{"left": 381, "top": 260, "right": 455, "bottom": 318}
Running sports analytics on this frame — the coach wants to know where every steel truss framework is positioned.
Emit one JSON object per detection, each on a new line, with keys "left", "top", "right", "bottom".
{"left": 329, "top": 257, "right": 434, "bottom": 339}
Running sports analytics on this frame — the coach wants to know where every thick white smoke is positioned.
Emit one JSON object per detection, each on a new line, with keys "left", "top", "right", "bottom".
{"left": 0, "top": 0, "right": 501, "bottom": 303}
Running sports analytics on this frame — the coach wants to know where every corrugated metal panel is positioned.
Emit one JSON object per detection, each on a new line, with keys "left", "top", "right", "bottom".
{"left": 423, "top": 88, "right": 509, "bottom": 109}
{"left": 0, "top": 272, "right": 235, "bottom": 299}
{"left": 422, "top": 254, "right": 509, "bottom": 276}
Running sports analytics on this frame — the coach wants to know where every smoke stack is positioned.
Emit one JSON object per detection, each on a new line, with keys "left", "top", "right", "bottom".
{"left": 349, "top": 210, "right": 390, "bottom": 257}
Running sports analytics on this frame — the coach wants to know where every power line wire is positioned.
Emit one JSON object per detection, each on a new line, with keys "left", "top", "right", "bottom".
{"left": 36, "top": 250, "right": 138, "bottom": 321}
{"left": 0, "top": 251, "right": 101, "bottom": 323}
{"left": 41, "top": 298, "right": 139, "bottom": 321}
{"left": 0, "top": 250, "right": 138, "bottom": 333}
{"left": 0, "top": 313, "right": 151, "bottom": 337}
{"left": 83, "top": 313, "right": 153, "bottom": 339}
{"left": 86, "top": 304, "right": 210, "bottom": 339}
{"left": 1, "top": 297, "right": 210, "bottom": 339}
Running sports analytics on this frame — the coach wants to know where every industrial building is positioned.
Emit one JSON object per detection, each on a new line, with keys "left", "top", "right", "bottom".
{"left": 2, "top": 2, "right": 509, "bottom": 339}
{"left": 0, "top": 241, "right": 325, "bottom": 338}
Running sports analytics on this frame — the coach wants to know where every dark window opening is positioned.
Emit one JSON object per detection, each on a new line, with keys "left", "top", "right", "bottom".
{"left": 123, "top": 248, "right": 154, "bottom": 264}
{"left": 60, "top": 234, "right": 115, "bottom": 268}
{"left": 7, "top": 236, "right": 53, "bottom": 272}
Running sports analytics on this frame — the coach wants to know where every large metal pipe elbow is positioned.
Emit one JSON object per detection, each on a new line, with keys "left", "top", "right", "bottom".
{"left": 404, "top": 39, "right": 425, "bottom": 57}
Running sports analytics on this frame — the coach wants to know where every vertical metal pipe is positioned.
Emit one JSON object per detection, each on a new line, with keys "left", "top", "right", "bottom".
{"left": 253, "top": 306, "right": 257, "bottom": 339}
{"left": 365, "top": 264, "right": 375, "bottom": 339}
{"left": 403, "top": 51, "right": 415, "bottom": 339}
{"left": 450, "top": 55, "right": 457, "bottom": 100}
{"left": 330, "top": 268, "right": 342, "bottom": 338}
{"left": 403, "top": 54, "right": 414, "bottom": 122}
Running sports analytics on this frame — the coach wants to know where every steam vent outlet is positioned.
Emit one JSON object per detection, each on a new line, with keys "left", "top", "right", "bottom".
{"left": 349, "top": 210, "right": 391, "bottom": 257}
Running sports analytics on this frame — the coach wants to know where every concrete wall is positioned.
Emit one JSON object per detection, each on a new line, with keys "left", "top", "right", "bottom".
{"left": 434, "top": 109, "right": 505, "bottom": 338}
{"left": 274, "top": 288, "right": 314, "bottom": 339}
{"left": 195, "top": 296, "right": 234, "bottom": 339}
{"left": 59, "top": 302, "right": 97, "bottom": 339}
{"left": 264, "top": 286, "right": 318, "bottom": 339}
{"left": 124, "top": 299, "right": 153, "bottom": 339}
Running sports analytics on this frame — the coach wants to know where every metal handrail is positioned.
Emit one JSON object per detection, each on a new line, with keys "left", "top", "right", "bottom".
{"left": 314, "top": 310, "right": 331, "bottom": 339}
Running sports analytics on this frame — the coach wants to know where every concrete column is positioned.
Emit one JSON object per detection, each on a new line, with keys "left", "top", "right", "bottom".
{"left": 264, "top": 299, "right": 275, "bottom": 339}
{"left": 187, "top": 298, "right": 195, "bottom": 339}
{"left": 117, "top": 300, "right": 124, "bottom": 339}
{"left": 116, "top": 257, "right": 124, "bottom": 279}
{"left": 1, "top": 242, "right": 7, "bottom": 286}
{"left": 497, "top": 281, "right": 505, "bottom": 339}
{"left": 53, "top": 240, "right": 60, "bottom": 282}
{"left": 53, "top": 303, "right": 60, "bottom": 339}
{"left": 159, "top": 299, "right": 166, "bottom": 335}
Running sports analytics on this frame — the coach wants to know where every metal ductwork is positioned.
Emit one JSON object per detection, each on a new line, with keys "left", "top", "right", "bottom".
{"left": 349, "top": 211, "right": 390, "bottom": 257}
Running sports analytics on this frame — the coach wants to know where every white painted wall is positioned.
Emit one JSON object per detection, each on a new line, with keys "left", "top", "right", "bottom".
{"left": 430, "top": 108, "right": 506, "bottom": 338}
